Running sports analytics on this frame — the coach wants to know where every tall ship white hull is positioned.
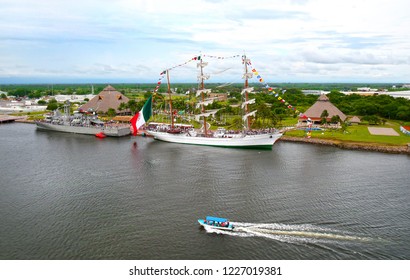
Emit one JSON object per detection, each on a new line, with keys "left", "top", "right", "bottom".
{"left": 35, "top": 122, "right": 131, "bottom": 137}
{"left": 148, "top": 130, "right": 282, "bottom": 149}
{"left": 143, "top": 54, "right": 284, "bottom": 149}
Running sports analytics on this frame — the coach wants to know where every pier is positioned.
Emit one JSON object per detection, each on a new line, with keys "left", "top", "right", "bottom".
{"left": 0, "top": 115, "right": 26, "bottom": 124}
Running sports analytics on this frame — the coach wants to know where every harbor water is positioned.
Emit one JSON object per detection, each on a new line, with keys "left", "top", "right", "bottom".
{"left": 0, "top": 123, "right": 409, "bottom": 259}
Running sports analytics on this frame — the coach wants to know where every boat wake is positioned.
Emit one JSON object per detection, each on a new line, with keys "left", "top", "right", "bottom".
{"left": 204, "top": 222, "right": 372, "bottom": 245}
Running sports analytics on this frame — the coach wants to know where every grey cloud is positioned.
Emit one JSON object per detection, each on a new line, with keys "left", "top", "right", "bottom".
{"left": 301, "top": 49, "right": 409, "bottom": 65}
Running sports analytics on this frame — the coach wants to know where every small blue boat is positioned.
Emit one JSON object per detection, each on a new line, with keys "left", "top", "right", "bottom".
{"left": 198, "top": 216, "right": 234, "bottom": 231}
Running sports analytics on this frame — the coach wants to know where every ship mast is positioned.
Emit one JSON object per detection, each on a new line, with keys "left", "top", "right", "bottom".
{"left": 242, "top": 55, "right": 256, "bottom": 130}
{"left": 243, "top": 55, "right": 251, "bottom": 130}
{"left": 167, "top": 70, "right": 174, "bottom": 129}
{"left": 198, "top": 57, "right": 208, "bottom": 136}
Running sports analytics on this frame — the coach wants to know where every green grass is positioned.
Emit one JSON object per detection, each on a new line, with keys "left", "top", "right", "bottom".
{"left": 11, "top": 111, "right": 46, "bottom": 120}
{"left": 284, "top": 121, "right": 410, "bottom": 146}
{"left": 150, "top": 113, "right": 410, "bottom": 146}
{"left": 278, "top": 116, "right": 300, "bottom": 127}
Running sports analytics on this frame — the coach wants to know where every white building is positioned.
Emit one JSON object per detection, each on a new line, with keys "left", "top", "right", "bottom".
{"left": 302, "top": 90, "right": 330, "bottom": 95}
{"left": 53, "top": 94, "right": 95, "bottom": 103}
{"left": 357, "top": 87, "right": 378, "bottom": 92}
{"left": 0, "top": 100, "right": 47, "bottom": 113}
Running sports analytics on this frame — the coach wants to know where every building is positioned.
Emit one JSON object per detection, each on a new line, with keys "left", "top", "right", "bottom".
{"left": 54, "top": 94, "right": 95, "bottom": 103}
{"left": 348, "top": 116, "right": 361, "bottom": 125}
{"left": 0, "top": 100, "right": 47, "bottom": 113}
{"left": 208, "top": 93, "right": 228, "bottom": 102}
{"left": 299, "top": 94, "right": 347, "bottom": 124}
{"left": 79, "top": 85, "right": 129, "bottom": 114}
{"left": 301, "top": 90, "right": 330, "bottom": 95}
{"left": 357, "top": 87, "right": 378, "bottom": 92}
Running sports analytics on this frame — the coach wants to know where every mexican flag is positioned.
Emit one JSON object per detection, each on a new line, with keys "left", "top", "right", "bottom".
{"left": 130, "top": 95, "right": 152, "bottom": 136}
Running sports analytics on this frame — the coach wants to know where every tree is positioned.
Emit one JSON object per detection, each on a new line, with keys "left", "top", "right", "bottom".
{"left": 362, "top": 115, "right": 381, "bottom": 125}
{"left": 320, "top": 110, "right": 329, "bottom": 119}
{"left": 28, "top": 91, "right": 42, "bottom": 99}
{"left": 127, "top": 100, "right": 138, "bottom": 115}
{"left": 357, "top": 102, "right": 378, "bottom": 115}
{"left": 46, "top": 99, "right": 58, "bottom": 111}
{"left": 13, "top": 88, "right": 28, "bottom": 97}
{"left": 107, "top": 108, "right": 116, "bottom": 118}
{"left": 118, "top": 102, "right": 128, "bottom": 112}
{"left": 396, "top": 106, "right": 410, "bottom": 121}
{"left": 144, "top": 91, "right": 152, "bottom": 99}
{"left": 320, "top": 110, "right": 329, "bottom": 124}
{"left": 228, "top": 116, "right": 243, "bottom": 130}
{"left": 340, "top": 121, "right": 348, "bottom": 133}
{"left": 330, "top": 115, "right": 341, "bottom": 124}
{"left": 256, "top": 103, "right": 272, "bottom": 127}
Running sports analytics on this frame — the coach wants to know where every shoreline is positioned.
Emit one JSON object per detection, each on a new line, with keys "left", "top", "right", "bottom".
{"left": 4, "top": 119, "right": 410, "bottom": 154}
{"left": 279, "top": 135, "right": 410, "bottom": 155}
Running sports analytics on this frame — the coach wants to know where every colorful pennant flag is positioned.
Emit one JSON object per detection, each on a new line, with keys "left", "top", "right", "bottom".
{"left": 151, "top": 54, "right": 300, "bottom": 114}
{"left": 246, "top": 57, "right": 299, "bottom": 114}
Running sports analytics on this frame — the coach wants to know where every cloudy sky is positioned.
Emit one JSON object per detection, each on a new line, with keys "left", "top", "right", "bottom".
{"left": 0, "top": 0, "right": 409, "bottom": 83}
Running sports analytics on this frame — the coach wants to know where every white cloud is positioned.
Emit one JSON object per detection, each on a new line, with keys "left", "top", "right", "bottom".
{"left": 0, "top": 0, "right": 409, "bottom": 83}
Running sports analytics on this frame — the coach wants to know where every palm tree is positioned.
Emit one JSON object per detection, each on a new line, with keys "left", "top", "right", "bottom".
{"left": 127, "top": 100, "right": 138, "bottom": 115}
{"left": 118, "top": 102, "right": 127, "bottom": 112}
{"left": 107, "top": 108, "right": 116, "bottom": 118}
{"left": 320, "top": 110, "right": 329, "bottom": 125}
{"left": 228, "top": 116, "right": 243, "bottom": 130}
{"left": 330, "top": 115, "right": 341, "bottom": 124}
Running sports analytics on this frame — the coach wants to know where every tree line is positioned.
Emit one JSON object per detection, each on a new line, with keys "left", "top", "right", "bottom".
{"left": 3, "top": 84, "right": 410, "bottom": 123}
{"left": 121, "top": 87, "right": 410, "bottom": 128}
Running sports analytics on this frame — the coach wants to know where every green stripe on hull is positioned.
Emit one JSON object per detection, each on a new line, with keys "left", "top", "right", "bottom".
{"left": 152, "top": 138, "right": 273, "bottom": 150}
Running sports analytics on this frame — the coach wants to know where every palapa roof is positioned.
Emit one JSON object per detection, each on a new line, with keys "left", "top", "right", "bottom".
{"left": 112, "top": 115, "right": 132, "bottom": 122}
{"left": 349, "top": 116, "right": 361, "bottom": 123}
{"left": 79, "top": 85, "right": 129, "bottom": 113}
{"left": 301, "top": 94, "right": 347, "bottom": 121}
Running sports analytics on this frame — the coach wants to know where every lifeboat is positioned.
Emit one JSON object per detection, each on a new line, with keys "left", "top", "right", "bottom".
{"left": 95, "top": 132, "right": 106, "bottom": 138}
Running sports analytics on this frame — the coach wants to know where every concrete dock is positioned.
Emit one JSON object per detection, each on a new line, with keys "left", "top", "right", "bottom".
{"left": 0, "top": 115, "right": 26, "bottom": 124}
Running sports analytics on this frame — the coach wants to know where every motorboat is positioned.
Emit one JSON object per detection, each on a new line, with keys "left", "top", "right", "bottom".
{"left": 198, "top": 216, "right": 234, "bottom": 231}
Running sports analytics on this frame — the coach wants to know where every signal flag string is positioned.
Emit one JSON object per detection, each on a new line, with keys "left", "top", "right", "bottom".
{"left": 151, "top": 54, "right": 300, "bottom": 115}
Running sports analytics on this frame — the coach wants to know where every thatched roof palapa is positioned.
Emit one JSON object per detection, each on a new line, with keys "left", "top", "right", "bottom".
{"left": 301, "top": 94, "right": 346, "bottom": 122}
{"left": 112, "top": 116, "right": 132, "bottom": 122}
{"left": 79, "top": 85, "right": 129, "bottom": 114}
{"left": 349, "top": 116, "right": 361, "bottom": 123}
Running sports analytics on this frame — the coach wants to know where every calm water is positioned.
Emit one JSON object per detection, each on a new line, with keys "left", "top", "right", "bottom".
{"left": 0, "top": 123, "right": 409, "bottom": 260}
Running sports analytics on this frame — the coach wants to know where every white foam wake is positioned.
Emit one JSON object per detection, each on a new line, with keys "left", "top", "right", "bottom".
{"left": 204, "top": 222, "right": 371, "bottom": 244}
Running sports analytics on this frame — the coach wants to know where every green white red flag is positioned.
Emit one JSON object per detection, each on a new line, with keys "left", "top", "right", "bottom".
{"left": 130, "top": 95, "right": 152, "bottom": 136}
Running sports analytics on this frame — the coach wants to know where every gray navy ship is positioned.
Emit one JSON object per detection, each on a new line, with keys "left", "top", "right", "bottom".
{"left": 35, "top": 102, "right": 130, "bottom": 137}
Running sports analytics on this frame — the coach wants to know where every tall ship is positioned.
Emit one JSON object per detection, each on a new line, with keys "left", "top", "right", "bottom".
{"left": 147, "top": 55, "right": 282, "bottom": 149}
{"left": 35, "top": 102, "right": 130, "bottom": 137}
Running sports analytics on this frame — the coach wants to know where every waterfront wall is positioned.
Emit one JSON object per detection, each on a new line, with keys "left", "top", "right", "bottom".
{"left": 280, "top": 136, "right": 410, "bottom": 155}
